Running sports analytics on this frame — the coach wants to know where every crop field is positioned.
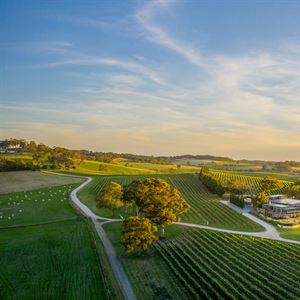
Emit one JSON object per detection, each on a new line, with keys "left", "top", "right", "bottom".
{"left": 79, "top": 174, "right": 263, "bottom": 231}
{"left": 0, "top": 220, "right": 107, "bottom": 299}
{"left": 117, "top": 162, "right": 201, "bottom": 173}
{"left": 0, "top": 171, "right": 83, "bottom": 194}
{"left": 155, "top": 229, "right": 300, "bottom": 300}
{"left": 211, "top": 170, "right": 291, "bottom": 194}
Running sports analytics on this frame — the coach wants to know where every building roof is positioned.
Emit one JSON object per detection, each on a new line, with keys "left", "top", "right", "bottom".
{"left": 271, "top": 199, "right": 300, "bottom": 205}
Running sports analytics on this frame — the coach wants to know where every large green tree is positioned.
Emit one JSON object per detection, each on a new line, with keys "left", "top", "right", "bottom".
{"left": 121, "top": 216, "right": 158, "bottom": 254}
{"left": 260, "top": 177, "right": 283, "bottom": 193}
{"left": 125, "top": 178, "right": 190, "bottom": 237}
{"left": 96, "top": 181, "right": 123, "bottom": 216}
{"left": 252, "top": 177, "right": 284, "bottom": 207}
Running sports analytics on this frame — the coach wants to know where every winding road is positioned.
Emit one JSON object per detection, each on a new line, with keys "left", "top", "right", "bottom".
{"left": 51, "top": 172, "right": 300, "bottom": 300}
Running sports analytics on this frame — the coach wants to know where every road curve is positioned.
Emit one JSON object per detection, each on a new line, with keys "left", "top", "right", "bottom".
{"left": 175, "top": 201, "right": 300, "bottom": 245}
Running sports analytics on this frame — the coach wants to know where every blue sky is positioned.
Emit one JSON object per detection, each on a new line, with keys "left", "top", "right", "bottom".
{"left": 1, "top": 0, "right": 300, "bottom": 160}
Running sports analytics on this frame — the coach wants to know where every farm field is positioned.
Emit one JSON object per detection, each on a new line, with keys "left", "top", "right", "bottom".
{"left": 0, "top": 184, "right": 78, "bottom": 227}
{"left": 117, "top": 162, "right": 201, "bottom": 173}
{"left": 230, "top": 170, "right": 299, "bottom": 182}
{"left": 103, "top": 222, "right": 188, "bottom": 300}
{"left": 79, "top": 174, "right": 264, "bottom": 232}
{"left": 155, "top": 228, "right": 300, "bottom": 300}
{"left": 211, "top": 170, "right": 291, "bottom": 194}
{"left": 0, "top": 174, "right": 121, "bottom": 299}
{"left": 0, "top": 220, "right": 107, "bottom": 300}
{"left": 0, "top": 170, "right": 83, "bottom": 194}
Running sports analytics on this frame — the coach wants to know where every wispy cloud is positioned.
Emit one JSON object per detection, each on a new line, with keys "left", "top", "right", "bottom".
{"left": 136, "top": 0, "right": 205, "bottom": 68}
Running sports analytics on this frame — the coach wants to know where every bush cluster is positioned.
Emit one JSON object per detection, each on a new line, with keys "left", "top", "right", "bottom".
{"left": 0, "top": 158, "right": 39, "bottom": 172}
{"left": 229, "top": 194, "right": 245, "bottom": 208}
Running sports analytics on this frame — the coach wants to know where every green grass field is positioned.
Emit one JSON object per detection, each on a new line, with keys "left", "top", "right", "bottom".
{"left": 0, "top": 184, "right": 78, "bottom": 227}
{"left": 71, "top": 160, "right": 155, "bottom": 175}
{"left": 0, "top": 175, "right": 122, "bottom": 299}
{"left": 155, "top": 228, "right": 300, "bottom": 300}
{"left": 0, "top": 171, "right": 83, "bottom": 194}
{"left": 79, "top": 174, "right": 264, "bottom": 232}
{"left": 278, "top": 227, "right": 300, "bottom": 241}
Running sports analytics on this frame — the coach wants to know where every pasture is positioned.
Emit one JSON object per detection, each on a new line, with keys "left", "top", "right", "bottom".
{"left": 155, "top": 229, "right": 300, "bottom": 300}
{"left": 79, "top": 174, "right": 264, "bottom": 232}
{"left": 0, "top": 184, "right": 78, "bottom": 227}
{"left": 0, "top": 171, "right": 83, "bottom": 194}
{"left": 0, "top": 174, "right": 121, "bottom": 299}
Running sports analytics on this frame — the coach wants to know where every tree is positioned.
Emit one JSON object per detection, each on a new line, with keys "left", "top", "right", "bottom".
{"left": 121, "top": 216, "right": 158, "bottom": 254}
{"left": 287, "top": 182, "right": 300, "bottom": 199}
{"left": 96, "top": 182, "right": 123, "bottom": 216}
{"left": 252, "top": 190, "right": 270, "bottom": 207}
{"left": 226, "top": 179, "right": 247, "bottom": 195}
{"left": 122, "top": 180, "right": 140, "bottom": 209}
{"left": 260, "top": 177, "right": 283, "bottom": 193}
{"left": 131, "top": 178, "right": 190, "bottom": 237}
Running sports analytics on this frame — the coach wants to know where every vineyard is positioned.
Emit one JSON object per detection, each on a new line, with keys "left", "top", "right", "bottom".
{"left": 155, "top": 229, "right": 300, "bottom": 300}
{"left": 79, "top": 174, "right": 263, "bottom": 231}
{"left": 211, "top": 170, "right": 291, "bottom": 194}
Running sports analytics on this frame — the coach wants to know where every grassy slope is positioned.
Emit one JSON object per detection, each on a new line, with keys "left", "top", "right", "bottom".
{"left": 103, "top": 222, "right": 188, "bottom": 300}
{"left": 79, "top": 174, "right": 264, "bottom": 232}
{"left": 0, "top": 171, "right": 83, "bottom": 194}
{"left": 72, "top": 160, "right": 155, "bottom": 175}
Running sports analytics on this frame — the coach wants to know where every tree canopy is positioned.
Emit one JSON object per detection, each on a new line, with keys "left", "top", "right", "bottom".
{"left": 121, "top": 216, "right": 158, "bottom": 254}
{"left": 96, "top": 181, "right": 123, "bottom": 215}
{"left": 123, "top": 178, "right": 190, "bottom": 237}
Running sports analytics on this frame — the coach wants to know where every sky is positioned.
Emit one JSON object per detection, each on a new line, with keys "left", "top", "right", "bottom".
{"left": 1, "top": 0, "right": 300, "bottom": 160}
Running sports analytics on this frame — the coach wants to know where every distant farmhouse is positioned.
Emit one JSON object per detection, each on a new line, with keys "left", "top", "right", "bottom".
{"left": 262, "top": 195, "right": 300, "bottom": 219}
{"left": 0, "top": 140, "right": 22, "bottom": 154}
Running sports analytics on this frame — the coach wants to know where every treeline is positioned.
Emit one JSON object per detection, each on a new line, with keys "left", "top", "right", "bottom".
{"left": 0, "top": 158, "right": 39, "bottom": 172}
{"left": 0, "top": 139, "right": 168, "bottom": 164}
{"left": 229, "top": 194, "right": 245, "bottom": 208}
{"left": 199, "top": 167, "right": 225, "bottom": 196}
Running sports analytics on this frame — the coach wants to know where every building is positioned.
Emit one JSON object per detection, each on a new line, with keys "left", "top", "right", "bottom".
{"left": 262, "top": 195, "right": 300, "bottom": 219}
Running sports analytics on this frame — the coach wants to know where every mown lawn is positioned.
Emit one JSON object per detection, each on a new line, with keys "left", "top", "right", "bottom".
{"left": 278, "top": 227, "right": 300, "bottom": 241}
